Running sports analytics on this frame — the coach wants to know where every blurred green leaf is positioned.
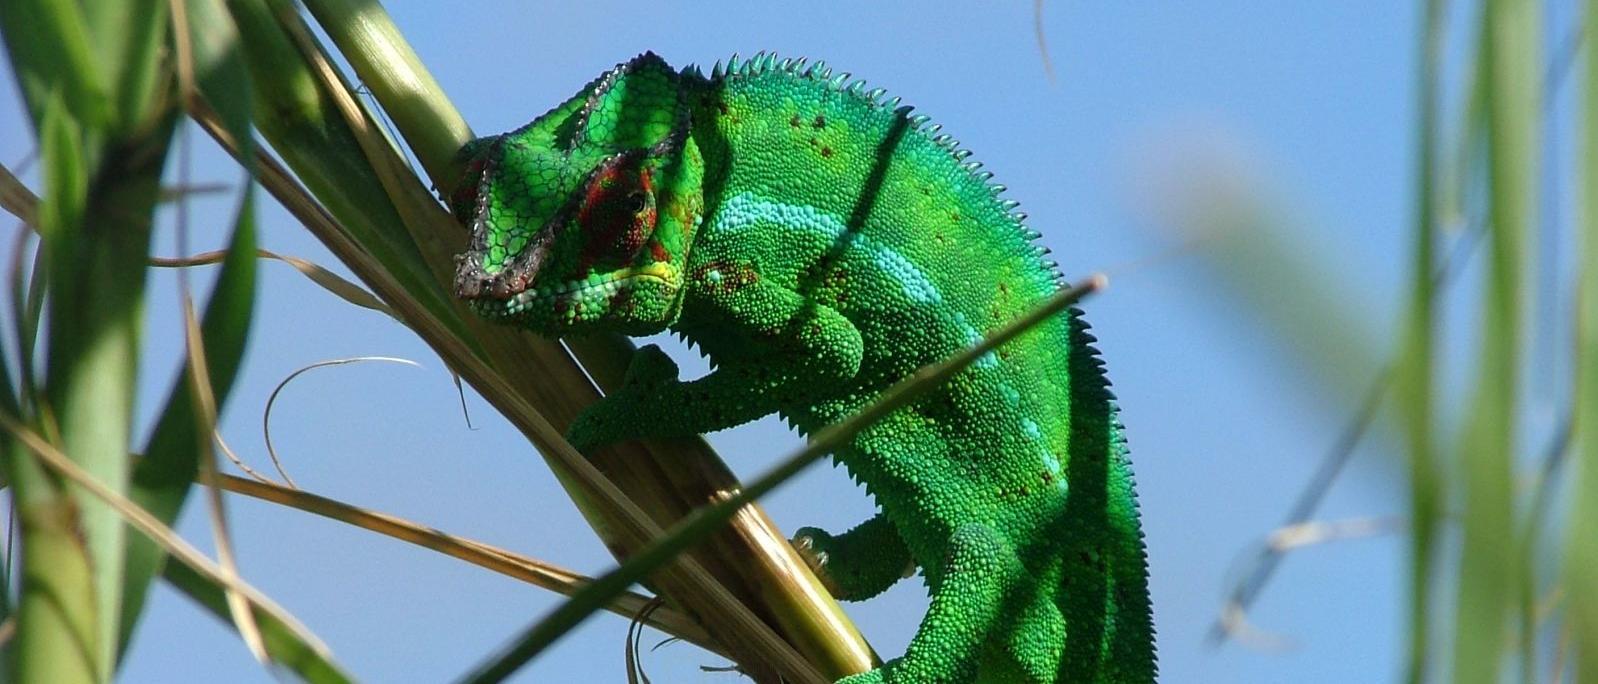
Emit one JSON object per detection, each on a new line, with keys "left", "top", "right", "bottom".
{"left": 118, "top": 186, "right": 258, "bottom": 660}
{"left": 1566, "top": 0, "right": 1598, "bottom": 678}
{"left": 80, "top": 0, "right": 166, "bottom": 134}
{"left": 0, "top": 0, "right": 108, "bottom": 134}
{"left": 1396, "top": 2, "right": 1443, "bottom": 682}
{"left": 4, "top": 90, "right": 102, "bottom": 684}
{"left": 1453, "top": 1, "right": 1539, "bottom": 682}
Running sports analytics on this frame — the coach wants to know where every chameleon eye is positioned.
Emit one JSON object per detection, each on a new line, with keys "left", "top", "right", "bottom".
{"left": 625, "top": 191, "right": 648, "bottom": 214}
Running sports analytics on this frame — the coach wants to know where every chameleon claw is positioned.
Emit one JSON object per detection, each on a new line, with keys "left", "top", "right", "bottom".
{"left": 791, "top": 528, "right": 843, "bottom": 597}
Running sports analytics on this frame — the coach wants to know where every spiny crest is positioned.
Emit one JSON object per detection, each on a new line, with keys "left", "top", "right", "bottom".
{"left": 706, "top": 51, "right": 1056, "bottom": 281}
{"left": 571, "top": 51, "right": 686, "bottom": 154}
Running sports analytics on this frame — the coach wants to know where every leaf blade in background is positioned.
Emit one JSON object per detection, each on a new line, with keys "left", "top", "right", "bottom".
{"left": 1396, "top": 2, "right": 1444, "bottom": 682}
{"left": 119, "top": 186, "right": 259, "bottom": 660}
{"left": 3, "top": 90, "right": 101, "bottom": 684}
{"left": 1565, "top": 0, "right": 1598, "bottom": 678}
{"left": 1452, "top": 1, "right": 1539, "bottom": 681}
{"left": 3, "top": 413, "right": 348, "bottom": 683}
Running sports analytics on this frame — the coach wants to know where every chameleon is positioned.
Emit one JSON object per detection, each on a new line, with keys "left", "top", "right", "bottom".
{"left": 450, "top": 51, "right": 1155, "bottom": 683}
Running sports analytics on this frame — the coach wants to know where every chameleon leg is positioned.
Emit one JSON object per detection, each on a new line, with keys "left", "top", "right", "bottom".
{"left": 566, "top": 273, "right": 863, "bottom": 450}
{"left": 983, "top": 594, "right": 1065, "bottom": 683}
{"left": 840, "top": 523, "right": 1021, "bottom": 684}
{"left": 793, "top": 513, "right": 916, "bottom": 601}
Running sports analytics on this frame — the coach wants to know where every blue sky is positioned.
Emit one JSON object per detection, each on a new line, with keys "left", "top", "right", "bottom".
{"left": 2, "top": 2, "right": 1571, "bottom": 682}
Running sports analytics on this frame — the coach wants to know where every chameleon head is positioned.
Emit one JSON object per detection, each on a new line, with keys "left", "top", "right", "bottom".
{"left": 452, "top": 52, "right": 704, "bottom": 336}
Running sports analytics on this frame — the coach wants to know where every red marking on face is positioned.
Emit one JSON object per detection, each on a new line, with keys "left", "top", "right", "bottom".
{"left": 650, "top": 241, "right": 669, "bottom": 263}
{"left": 576, "top": 159, "right": 656, "bottom": 272}
{"left": 450, "top": 155, "right": 490, "bottom": 220}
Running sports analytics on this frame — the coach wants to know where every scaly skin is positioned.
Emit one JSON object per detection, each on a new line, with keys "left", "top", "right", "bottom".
{"left": 453, "top": 52, "right": 1155, "bottom": 683}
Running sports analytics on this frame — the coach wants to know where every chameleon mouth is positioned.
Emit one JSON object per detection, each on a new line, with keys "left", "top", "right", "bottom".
{"left": 481, "top": 261, "right": 682, "bottom": 317}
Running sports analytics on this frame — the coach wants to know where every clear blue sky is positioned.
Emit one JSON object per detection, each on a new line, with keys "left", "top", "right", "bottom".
{"left": 2, "top": 2, "right": 1571, "bottom": 682}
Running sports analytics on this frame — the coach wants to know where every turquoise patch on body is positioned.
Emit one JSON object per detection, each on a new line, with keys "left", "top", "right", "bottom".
{"left": 954, "top": 312, "right": 1000, "bottom": 369}
{"left": 718, "top": 193, "right": 943, "bottom": 305}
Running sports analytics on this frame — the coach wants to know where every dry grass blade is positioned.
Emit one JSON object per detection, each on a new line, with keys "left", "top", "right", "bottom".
{"left": 1032, "top": 0, "right": 1056, "bottom": 83}
{"left": 262, "top": 356, "right": 421, "bottom": 488}
{"left": 183, "top": 299, "right": 266, "bottom": 662}
{"left": 167, "top": 6, "right": 266, "bottom": 653}
{"left": 156, "top": 182, "right": 232, "bottom": 202}
{"left": 214, "top": 430, "right": 278, "bottom": 485}
{"left": 1216, "top": 516, "right": 1404, "bottom": 650}
{"left": 1264, "top": 516, "right": 1403, "bottom": 553}
{"left": 0, "top": 161, "right": 38, "bottom": 226}
{"left": 0, "top": 413, "right": 337, "bottom": 668}
{"left": 211, "top": 473, "right": 721, "bottom": 656}
{"left": 151, "top": 247, "right": 399, "bottom": 320}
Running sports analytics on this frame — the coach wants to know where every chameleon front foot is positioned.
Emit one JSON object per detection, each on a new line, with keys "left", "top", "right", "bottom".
{"left": 791, "top": 527, "right": 845, "bottom": 597}
{"left": 565, "top": 344, "right": 682, "bottom": 451}
{"left": 791, "top": 517, "right": 916, "bottom": 602}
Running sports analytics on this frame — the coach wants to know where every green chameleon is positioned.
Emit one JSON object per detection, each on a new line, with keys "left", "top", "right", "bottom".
{"left": 451, "top": 52, "right": 1155, "bottom": 683}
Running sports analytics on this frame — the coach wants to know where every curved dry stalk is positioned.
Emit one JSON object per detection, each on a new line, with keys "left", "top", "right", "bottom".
{"left": 1216, "top": 515, "right": 1404, "bottom": 650}
{"left": 262, "top": 356, "right": 422, "bottom": 488}
{"left": 1032, "top": 0, "right": 1056, "bottom": 83}
{"left": 211, "top": 473, "right": 722, "bottom": 657}
{"left": 183, "top": 298, "right": 267, "bottom": 662}
{"left": 213, "top": 430, "right": 279, "bottom": 486}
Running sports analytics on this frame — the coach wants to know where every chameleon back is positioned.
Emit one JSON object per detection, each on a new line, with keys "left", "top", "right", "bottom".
{"left": 682, "top": 54, "right": 1155, "bottom": 681}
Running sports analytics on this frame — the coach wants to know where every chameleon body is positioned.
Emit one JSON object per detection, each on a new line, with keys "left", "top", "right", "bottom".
{"left": 452, "top": 52, "right": 1155, "bottom": 683}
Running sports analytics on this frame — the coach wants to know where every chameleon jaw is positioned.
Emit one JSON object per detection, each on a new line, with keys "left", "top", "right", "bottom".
{"left": 484, "top": 261, "right": 683, "bottom": 320}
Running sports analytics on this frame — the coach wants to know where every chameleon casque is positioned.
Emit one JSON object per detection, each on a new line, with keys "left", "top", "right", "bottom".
{"left": 451, "top": 52, "right": 1155, "bottom": 683}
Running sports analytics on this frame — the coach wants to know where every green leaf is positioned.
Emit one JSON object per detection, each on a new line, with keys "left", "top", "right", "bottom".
{"left": 185, "top": 0, "right": 255, "bottom": 163}
{"left": 117, "top": 186, "right": 259, "bottom": 662}
{"left": 1452, "top": 1, "right": 1538, "bottom": 682}
{"left": 5, "top": 93, "right": 100, "bottom": 684}
{"left": 1396, "top": 2, "right": 1443, "bottom": 682}
{"left": 79, "top": 0, "right": 167, "bottom": 133}
{"left": 0, "top": 0, "right": 109, "bottom": 133}
{"left": 1566, "top": 0, "right": 1598, "bottom": 678}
